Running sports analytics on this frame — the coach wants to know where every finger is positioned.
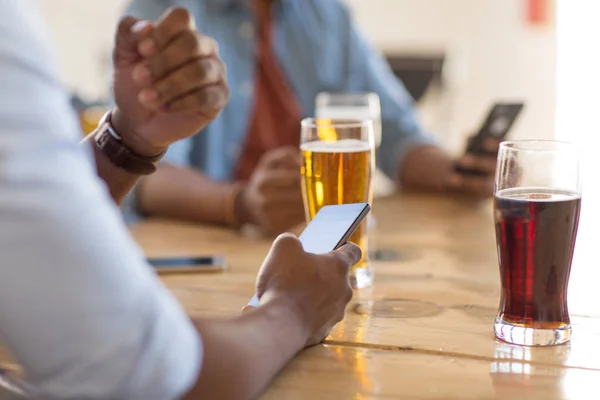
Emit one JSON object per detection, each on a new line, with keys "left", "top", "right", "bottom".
{"left": 261, "top": 192, "right": 303, "bottom": 213}
{"left": 272, "top": 232, "right": 303, "bottom": 252}
{"left": 272, "top": 147, "right": 301, "bottom": 169}
{"left": 457, "top": 154, "right": 497, "bottom": 175}
{"left": 261, "top": 186, "right": 302, "bottom": 201}
{"left": 117, "top": 17, "right": 150, "bottom": 46}
{"left": 134, "top": 32, "right": 218, "bottom": 85}
{"left": 150, "top": 7, "right": 196, "bottom": 52}
{"left": 139, "top": 57, "right": 225, "bottom": 107}
{"left": 161, "top": 83, "right": 230, "bottom": 116}
{"left": 263, "top": 193, "right": 304, "bottom": 210}
{"left": 465, "top": 135, "right": 499, "bottom": 156}
{"left": 258, "top": 170, "right": 301, "bottom": 190}
{"left": 259, "top": 147, "right": 301, "bottom": 169}
{"left": 331, "top": 242, "right": 362, "bottom": 272}
{"left": 262, "top": 197, "right": 304, "bottom": 215}
{"left": 483, "top": 138, "right": 502, "bottom": 153}
{"left": 113, "top": 17, "right": 151, "bottom": 65}
{"left": 241, "top": 305, "right": 256, "bottom": 313}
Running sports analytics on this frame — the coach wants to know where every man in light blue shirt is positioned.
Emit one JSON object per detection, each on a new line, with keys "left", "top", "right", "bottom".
{"left": 0, "top": 2, "right": 360, "bottom": 398}
{"left": 127, "top": 0, "right": 500, "bottom": 235}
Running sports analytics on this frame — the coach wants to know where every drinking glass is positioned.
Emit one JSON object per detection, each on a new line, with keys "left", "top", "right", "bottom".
{"left": 315, "top": 92, "right": 382, "bottom": 147}
{"left": 494, "top": 140, "right": 581, "bottom": 346}
{"left": 315, "top": 92, "right": 386, "bottom": 257}
{"left": 300, "top": 118, "right": 375, "bottom": 288}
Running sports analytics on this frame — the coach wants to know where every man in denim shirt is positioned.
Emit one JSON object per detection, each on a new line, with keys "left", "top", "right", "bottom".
{"left": 127, "top": 0, "right": 499, "bottom": 234}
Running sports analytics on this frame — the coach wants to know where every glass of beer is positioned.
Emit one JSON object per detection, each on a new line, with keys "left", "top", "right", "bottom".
{"left": 300, "top": 118, "right": 375, "bottom": 288}
{"left": 315, "top": 92, "right": 382, "bottom": 147}
{"left": 315, "top": 93, "right": 388, "bottom": 260}
{"left": 494, "top": 140, "right": 581, "bottom": 346}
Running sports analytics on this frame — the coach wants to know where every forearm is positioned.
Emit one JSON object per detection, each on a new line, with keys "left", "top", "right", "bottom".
{"left": 399, "top": 145, "right": 454, "bottom": 193}
{"left": 83, "top": 109, "right": 167, "bottom": 205}
{"left": 185, "top": 299, "right": 306, "bottom": 400}
{"left": 82, "top": 134, "right": 142, "bottom": 205}
{"left": 137, "top": 164, "right": 238, "bottom": 225}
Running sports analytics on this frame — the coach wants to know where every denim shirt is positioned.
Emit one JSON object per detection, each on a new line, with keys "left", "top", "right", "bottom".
{"left": 126, "top": 0, "right": 435, "bottom": 178}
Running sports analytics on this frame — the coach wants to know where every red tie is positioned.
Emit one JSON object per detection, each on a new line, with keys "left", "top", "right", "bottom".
{"left": 234, "top": 1, "right": 303, "bottom": 181}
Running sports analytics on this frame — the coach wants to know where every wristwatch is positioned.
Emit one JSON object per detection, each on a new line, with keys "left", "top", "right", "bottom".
{"left": 94, "top": 110, "right": 165, "bottom": 175}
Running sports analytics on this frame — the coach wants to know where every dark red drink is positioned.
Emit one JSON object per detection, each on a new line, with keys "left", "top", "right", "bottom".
{"left": 494, "top": 188, "right": 581, "bottom": 330}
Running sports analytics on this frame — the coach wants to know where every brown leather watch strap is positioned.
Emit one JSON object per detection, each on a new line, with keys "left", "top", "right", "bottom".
{"left": 94, "top": 111, "right": 165, "bottom": 175}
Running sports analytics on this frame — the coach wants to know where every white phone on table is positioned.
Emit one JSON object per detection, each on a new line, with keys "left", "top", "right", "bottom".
{"left": 247, "top": 202, "right": 371, "bottom": 307}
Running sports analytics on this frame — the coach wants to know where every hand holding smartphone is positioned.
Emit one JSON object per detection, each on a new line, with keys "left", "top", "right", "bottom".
{"left": 248, "top": 203, "right": 371, "bottom": 307}
{"left": 455, "top": 103, "right": 523, "bottom": 176}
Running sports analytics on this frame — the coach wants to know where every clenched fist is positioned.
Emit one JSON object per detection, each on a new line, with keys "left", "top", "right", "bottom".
{"left": 111, "top": 7, "right": 230, "bottom": 157}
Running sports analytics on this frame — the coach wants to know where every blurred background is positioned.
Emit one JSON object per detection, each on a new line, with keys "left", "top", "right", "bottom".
{"left": 37, "top": 0, "right": 556, "bottom": 153}
{"left": 35, "top": 0, "right": 600, "bottom": 313}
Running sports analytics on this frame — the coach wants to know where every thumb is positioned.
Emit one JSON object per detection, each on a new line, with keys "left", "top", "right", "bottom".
{"left": 241, "top": 305, "right": 256, "bottom": 313}
{"left": 113, "top": 16, "right": 152, "bottom": 67}
{"left": 331, "top": 242, "right": 362, "bottom": 271}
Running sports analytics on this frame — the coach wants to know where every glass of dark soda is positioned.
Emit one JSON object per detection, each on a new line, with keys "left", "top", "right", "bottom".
{"left": 494, "top": 140, "right": 581, "bottom": 346}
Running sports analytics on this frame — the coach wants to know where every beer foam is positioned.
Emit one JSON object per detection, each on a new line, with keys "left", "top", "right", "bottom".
{"left": 300, "top": 139, "right": 371, "bottom": 153}
{"left": 496, "top": 187, "right": 581, "bottom": 202}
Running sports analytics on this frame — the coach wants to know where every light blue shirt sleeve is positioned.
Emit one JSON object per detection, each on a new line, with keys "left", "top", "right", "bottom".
{"left": 342, "top": 4, "right": 437, "bottom": 180}
{"left": 0, "top": 2, "right": 201, "bottom": 399}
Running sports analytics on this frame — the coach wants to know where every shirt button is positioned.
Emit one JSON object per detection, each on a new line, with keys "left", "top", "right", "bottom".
{"left": 238, "top": 81, "right": 253, "bottom": 98}
{"left": 238, "top": 21, "right": 254, "bottom": 40}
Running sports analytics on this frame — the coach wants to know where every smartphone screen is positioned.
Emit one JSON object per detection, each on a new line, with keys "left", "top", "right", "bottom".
{"left": 148, "top": 256, "right": 227, "bottom": 274}
{"left": 248, "top": 202, "right": 371, "bottom": 306}
{"left": 298, "top": 203, "right": 371, "bottom": 254}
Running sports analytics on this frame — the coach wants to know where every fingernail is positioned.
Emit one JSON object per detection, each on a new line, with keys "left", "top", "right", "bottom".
{"left": 132, "top": 65, "right": 151, "bottom": 84}
{"left": 138, "top": 89, "right": 158, "bottom": 106}
{"left": 138, "top": 39, "right": 156, "bottom": 56}
{"left": 131, "top": 20, "right": 151, "bottom": 33}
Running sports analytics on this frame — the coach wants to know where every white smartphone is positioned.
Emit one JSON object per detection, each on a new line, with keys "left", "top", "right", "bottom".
{"left": 147, "top": 256, "right": 227, "bottom": 275}
{"left": 247, "top": 202, "right": 371, "bottom": 307}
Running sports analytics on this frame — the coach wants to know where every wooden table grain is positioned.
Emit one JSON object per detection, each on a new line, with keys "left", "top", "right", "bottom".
{"left": 129, "top": 194, "right": 600, "bottom": 398}
{"left": 262, "top": 345, "right": 599, "bottom": 400}
{"left": 2, "top": 194, "right": 598, "bottom": 399}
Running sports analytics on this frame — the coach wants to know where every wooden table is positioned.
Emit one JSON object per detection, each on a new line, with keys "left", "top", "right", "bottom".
{"left": 2, "top": 194, "right": 599, "bottom": 399}
{"left": 130, "top": 194, "right": 600, "bottom": 399}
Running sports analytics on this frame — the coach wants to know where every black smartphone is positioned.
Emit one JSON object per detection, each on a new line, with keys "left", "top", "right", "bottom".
{"left": 248, "top": 202, "right": 371, "bottom": 306}
{"left": 148, "top": 256, "right": 227, "bottom": 274}
{"left": 455, "top": 103, "right": 524, "bottom": 175}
